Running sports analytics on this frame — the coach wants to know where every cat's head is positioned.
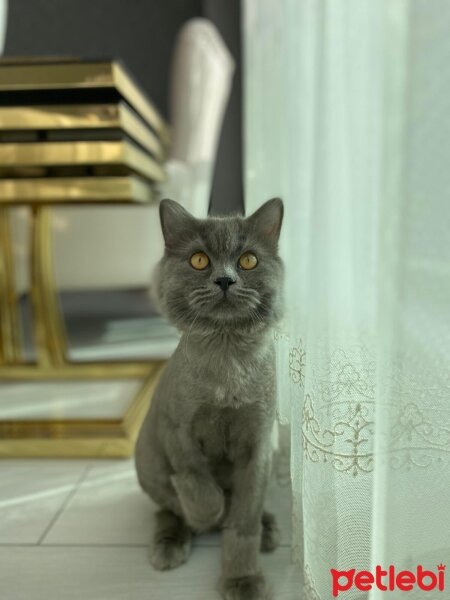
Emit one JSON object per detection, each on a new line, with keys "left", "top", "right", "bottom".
{"left": 154, "top": 198, "right": 284, "bottom": 334}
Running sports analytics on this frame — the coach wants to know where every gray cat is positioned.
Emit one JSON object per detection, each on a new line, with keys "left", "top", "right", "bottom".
{"left": 135, "top": 197, "right": 284, "bottom": 600}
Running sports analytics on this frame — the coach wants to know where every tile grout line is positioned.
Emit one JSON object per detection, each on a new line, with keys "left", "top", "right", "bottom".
{"left": 36, "top": 463, "right": 93, "bottom": 546}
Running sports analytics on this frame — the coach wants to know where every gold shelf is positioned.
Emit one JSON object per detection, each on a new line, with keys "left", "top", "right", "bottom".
{"left": 0, "top": 103, "right": 165, "bottom": 160}
{"left": 0, "top": 362, "right": 157, "bottom": 380}
{"left": 0, "top": 140, "right": 166, "bottom": 182}
{"left": 0, "top": 175, "right": 156, "bottom": 205}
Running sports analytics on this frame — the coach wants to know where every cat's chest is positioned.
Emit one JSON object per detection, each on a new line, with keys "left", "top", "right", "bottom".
{"left": 191, "top": 404, "right": 257, "bottom": 464}
{"left": 200, "top": 348, "right": 252, "bottom": 379}
{"left": 188, "top": 343, "right": 271, "bottom": 401}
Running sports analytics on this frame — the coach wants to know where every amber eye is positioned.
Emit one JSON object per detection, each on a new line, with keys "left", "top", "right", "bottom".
{"left": 239, "top": 252, "right": 258, "bottom": 270}
{"left": 190, "top": 252, "right": 210, "bottom": 270}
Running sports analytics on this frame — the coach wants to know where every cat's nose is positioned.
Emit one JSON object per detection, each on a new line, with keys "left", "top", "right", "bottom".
{"left": 214, "top": 276, "right": 236, "bottom": 292}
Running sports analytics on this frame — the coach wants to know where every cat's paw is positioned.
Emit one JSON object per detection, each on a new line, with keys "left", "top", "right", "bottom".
{"left": 260, "top": 511, "right": 281, "bottom": 553}
{"left": 149, "top": 537, "right": 191, "bottom": 571}
{"left": 171, "top": 471, "right": 225, "bottom": 532}
{"left": 220, "top": 574, "right": 272, "bottom": 600}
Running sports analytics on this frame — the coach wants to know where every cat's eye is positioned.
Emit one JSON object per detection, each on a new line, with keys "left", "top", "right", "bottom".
{"left": 190, "top": 252, "right": 210, "bottom": 270}
{"left": 239, "top": 252, "right": 258, "bottom": 270}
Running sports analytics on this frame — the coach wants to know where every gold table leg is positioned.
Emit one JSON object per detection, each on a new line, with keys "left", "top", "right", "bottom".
{"left": 30, "top": 206, "right": 68, "bottom": 366}
{"left": 0, "top": 204, "right": 163, "bottom": 458}
{"left": 0, "top": 207, "right": 21, "bottom": 364}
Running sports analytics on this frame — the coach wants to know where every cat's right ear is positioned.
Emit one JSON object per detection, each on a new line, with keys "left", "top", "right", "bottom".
{"left": 159, "top": 199, "right": 196, "bottom": 251}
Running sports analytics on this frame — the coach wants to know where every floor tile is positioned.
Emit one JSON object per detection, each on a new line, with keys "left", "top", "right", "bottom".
{"left": 0, "top": 460, "right": 89, "bottom": 544}
{"left": 42, "top": 459, "right": 154, "bottom": 546}
{"left": 0, "top": 546, "right": 302, "bottom": 600}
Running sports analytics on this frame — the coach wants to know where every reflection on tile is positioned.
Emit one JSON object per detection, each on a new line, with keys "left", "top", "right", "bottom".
{"left": 0, "top": 380, "right": 142, "bottom": 420}
{"left": 0, "top": 546, "right": 301, "bottom": 600}
{"left": 43, "top": 460, "right": 154, "bottom": 546}
{"left": 0, "top": 460, "right": 88, "bottom": 544}
{"left": 69, "top": 316, "right": 180, "bottom": 361}
{"left": 19, "top": 290, "right": 179, "bottom": 362}
{"left": 44, "top": 459, "right": 292, "bottom": 548}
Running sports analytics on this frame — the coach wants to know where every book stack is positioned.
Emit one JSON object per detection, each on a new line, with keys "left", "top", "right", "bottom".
{"left": 0, "top": 58, "right": 170, "bottom": 204}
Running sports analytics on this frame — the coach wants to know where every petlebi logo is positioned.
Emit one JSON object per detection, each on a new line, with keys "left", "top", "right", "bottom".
{"left": 330, "top": 564, "right": 446, "bottom": 596}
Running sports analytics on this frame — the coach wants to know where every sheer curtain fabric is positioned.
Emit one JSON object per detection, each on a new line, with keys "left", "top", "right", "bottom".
{"left": 243, "top": 1, "right": 450, "bottom": 598}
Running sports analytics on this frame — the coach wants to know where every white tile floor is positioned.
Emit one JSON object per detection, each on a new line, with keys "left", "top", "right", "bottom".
{"left": 0, "top": 458, "right": 302, "bottom": 599}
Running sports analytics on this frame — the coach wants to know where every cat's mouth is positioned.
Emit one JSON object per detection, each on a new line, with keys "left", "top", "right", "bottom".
{"left": 212, "top": 288, "right": 264, "bottom": 322}
{"left": 204, "top": 290, "right": 235, "bottom": 311}
{"left": 216, "top": 290, "right": 234, "bottom": 301}
{"left": 187, "top": 286, "right": 262, "bottom": 321}
{"left": 181, "top": 287, "right": 274, "bottom": 331}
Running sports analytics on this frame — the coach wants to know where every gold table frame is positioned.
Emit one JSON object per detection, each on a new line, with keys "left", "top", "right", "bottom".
{"left": 0, "top": 204, "right": 163, "bottom": 457}
{"left": 0, "top": 59, "right": 170, "bottom": 457}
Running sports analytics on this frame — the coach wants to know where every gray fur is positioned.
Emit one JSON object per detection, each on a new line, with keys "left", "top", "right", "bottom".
{"left": 135, "top": 198, "right": 284, "bottom": 600}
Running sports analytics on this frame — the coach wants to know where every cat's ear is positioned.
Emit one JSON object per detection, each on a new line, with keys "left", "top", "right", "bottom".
{"left": 247, "top": 197, "right": 283, "bottom": 242}
{"left": 159, "top": 199, "right": 196, "bottom": 250}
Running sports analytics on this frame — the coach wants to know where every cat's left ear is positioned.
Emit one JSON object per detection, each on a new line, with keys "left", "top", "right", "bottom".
{"left": 159, "top": 199, "right": 197, "bottom": 250}
{"left": 247, "top": 197, "right": 284, "bottom": 242}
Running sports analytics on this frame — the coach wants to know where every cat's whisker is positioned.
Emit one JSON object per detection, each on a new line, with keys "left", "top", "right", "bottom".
{"left": 249, "top": 308, "right": 265, "bottom": 330}
{"left": 183, "top": 310, "right": 201, "bottom": 363}
{"left": 189, "top": 286, "right": 215, "bottom": 297}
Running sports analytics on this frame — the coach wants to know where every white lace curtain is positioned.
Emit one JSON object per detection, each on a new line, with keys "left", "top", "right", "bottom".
{"left": 244, "top": 1, "right": 450, "bottom": 598}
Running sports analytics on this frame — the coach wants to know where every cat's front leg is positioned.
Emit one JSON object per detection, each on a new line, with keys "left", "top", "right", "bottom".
{"left": 219, "top": 452, "right": 271, "bottom": 600}
{"left": 171, "top": 469, "right": 225, "bottom": 532}
{"left": 168, "top": 426, "right": 225, "bottom": 532}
